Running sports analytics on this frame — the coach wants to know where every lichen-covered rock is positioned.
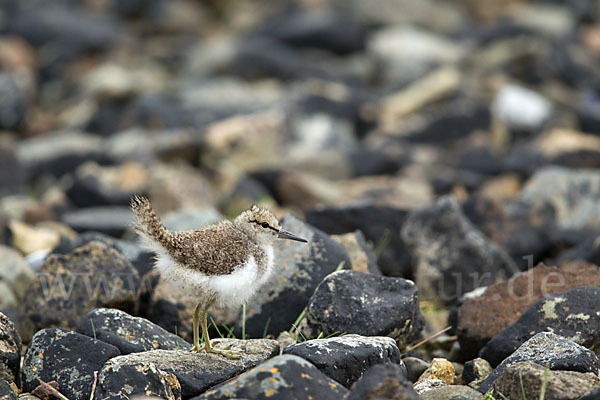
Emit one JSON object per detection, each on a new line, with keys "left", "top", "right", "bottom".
{"left": 347, "top": 363, "right": 419, "bottom": 400}
{"left": 0, "top": 312, "right": 21, "bottom": 388}
{"left": 237, "top": 215, "right": 351, "bottom": 338}
{"left": 306, "top": 270, "right": 424, "bottom": 345}
{"left": 102, "top": 339, "right": 279, "bottom": 398}
{"left": 76, "top": 308, "right": 191, "bottom": 354}
{"left": 19, "top": 241, "right": 141, "bottom": 341}
{"left": 0, "top": 245, "right": 36, "bottom": 307}
{"left": 414, "top": 379, "right": 448, "bottom": 395}
{"left": 478, "top": 332, "right": 600, "bottom": 394}
{"left": 21, "top": 328, "right": 120, "bottom": 400}
{"left": 283, "top": 334, "right": 402, "bottom": 387}
{"left": 0, "top": 379, "right": 17, "bottom": 400}
{"left": 479, "top": 286, "right": 600, "bottom": 367}
{"left": 402, "top": 196, "right": 518, "bottom": 304}
{"left": 492, "top": 361, "right": 600, "bottom": 400}
{"left": 94, "top": 361, "right": 181, "bottom": 400}
{"left": 462, "top": 358, "right": 492, "bottom": 389}
{"left": 193, "top": 354, "right": 348, "bottom": 400}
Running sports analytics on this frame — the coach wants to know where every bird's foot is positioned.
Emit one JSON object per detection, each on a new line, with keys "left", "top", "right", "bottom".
{"left": 190, "top": 342, "right": 241, "bottom": 359}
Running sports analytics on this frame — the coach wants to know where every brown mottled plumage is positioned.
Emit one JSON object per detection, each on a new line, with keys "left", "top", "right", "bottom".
{"left": 130, "top": 195, "right": 307, "bottom": 358}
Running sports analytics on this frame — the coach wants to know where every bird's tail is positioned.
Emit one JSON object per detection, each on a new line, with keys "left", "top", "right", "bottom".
{"left": 130, "top": 195, "right": 171, "bottom": 247}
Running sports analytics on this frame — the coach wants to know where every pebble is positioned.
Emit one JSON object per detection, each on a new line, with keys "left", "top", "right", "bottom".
{"left": 418, "top": 358, "right": 455, "bottom": 385}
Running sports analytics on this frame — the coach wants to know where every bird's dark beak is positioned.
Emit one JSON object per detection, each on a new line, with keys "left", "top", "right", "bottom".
{"left": 278, "top": 229, "right": 308, "bottom": 243}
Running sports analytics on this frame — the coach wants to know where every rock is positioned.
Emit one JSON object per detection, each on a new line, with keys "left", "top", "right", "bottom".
{"left": 19, "top": 241, "right": 140, "bottom": 341}
{"left": 76, "top": 308, "right": 191, "bottom": 354}
{"left": 231, "top": 36, "right": 326, "bottom": 81}
{"left": 236, "top": 214, "right": 350, "bottom": 338}
{"left": 368, "top": 27, "right": 464, "bottom": 85}
{"left": 330, "top": 231, "right": 381, "bottom": 275}
{"left": 413, "top": 379, "right": 448, "bottom": 395}
{"left": 491, "top": 84, "right": 552, "bottom": 130}
{"left": 478, "top": 332, "right": 600, "bottom": 393}
{"left": 61, "top": 206, "right": 134, "bottom": 236}
{"left": 305, "top": 270, "right": 424, "bottom": 346}
{"left": 519, "top": 166, "right": 600, "bottom": 231}
{"left": 492, "top": 361, "right": 600, "bottom": 400}
{"left": 479, "top": 287, "right": 600, "bottom": 367}
{"left": 193, "top": 354, "right": 348, "bottom": 400}
{"left": 306, "top": 204, "right": 412, "bottom": 277}
{"left": 282, "top": 334, "right": 401, "bottom": 387}
{"left": 403, "top": 356, "right": 431, "bottom": 382}
{"left": 0, "top": 312, "right": 21, "bottom": 386}
{"left": 556, "top": 234, "right": 600, "bottom": 267}
{"left": 580, "top": 387, "right": 600, "bottom": 400}
{"left": 347, "top": 363, "right": 419, "bottom": 400}
{"left": 454, "top": 261, "right": 600, "bottom": 359}
{"left": 420, "top": 385, "right": 485, "bottom": 400}
{"left": 16, "top": 131, "right": 107, "bottom": 179}
{"left": 0, "top": 380, "right": 16, "bottom": 400}
{"left": 403, "top": 100, "right": 491, "bottom": 143}
{"left": 462, "top": 195, "right": 555, "bottom": 270}
{"left": 21, "top": 328, "right": 120, "bottom": 400}
{"left": 8, "top": 220, "right": 61, "bottom": 255}
{"left": 0, "top": 244, "right": 36, "bottom": 305}
{"left": 0, "top": 72, "right": 28, "bottom": 132}
{"left": 0, "top": 141, "right": 25, "bottom": 197}
{"left": 98, "top": 339, "right": 278, "bottom": 398}
{"left": 163, "top": 207, "right": 223, "bottom": 232}
{"left": 401, "top": 196, "right": 518, "bottom": 304}
{"left": 506, "top": 3, "right": 575, "bottom": 38}
{"left": 258, "top": 8, "right": 366, "bottom": 55}
{"left": 462, "top": 358, "right": 492, "bottom": 389}
{"left": 418, "top": 358, "right": 455, "bottom": 385}
{"left": 65, "top": 162, "right": 147, "bottom": 208}
{"left": 96, "top": 362, "right": 181, "bottom": 400}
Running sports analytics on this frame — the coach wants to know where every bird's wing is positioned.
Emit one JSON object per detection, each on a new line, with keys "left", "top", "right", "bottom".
{"left": 179, "top": 224, "right": 253, "bottom": 276}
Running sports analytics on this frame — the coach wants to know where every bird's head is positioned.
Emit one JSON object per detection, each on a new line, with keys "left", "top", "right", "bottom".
{"left": 233, "top": 204, "right": 308, "bottom": 245}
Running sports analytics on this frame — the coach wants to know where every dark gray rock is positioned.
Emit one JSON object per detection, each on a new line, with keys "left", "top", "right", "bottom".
{"left": 66, "top": 173, "right": 135, "bottom": 208}
{"left": 16, "top": 131, "right": 107, "bottom": 178}
{"left": 237, "top": 214, "right": 350, "bottom": 338}
{"left": 19, "top": 241, "right": 140, "bottom": 342}
{"left": 347, "top": 363, "right": 419, "bottom": 400}
{"left": 0, "top": 313, "right": 21, "bottom": 387}
{"left": 0, "top": 143, "right": 25, "bottom": 198}
{"left": 231, "top": 36, "right": 328, "bottom": 81}
{"left": 283, "top": 334, "right": 402, "bottom": 387}
{"left": 403, "top": 356, "right": 430, "bottom": 382}
{"left": 305, "top": 270, "right": 424, "bottom": 346}
{"left": 478, "top": 332, "right": 600, "bottom": 393}
{"left": 0, "top": 73, "right": 27, "bottom": 132}
{"left": 95, "top": 360, "right": 181, "bottom": 400}
{"left": 61, "top": 206, "right": 134, "bottom": 236}
{"left": 405, "top": 100, "right": 490, "bottom": 143}
{"left": 479, "top": 286, "right": 600, "bottom": 368}
{"left": 556, "top": 232, "right": 600, "bottom": 267}
{"left": 306, "top": 204, "right": 412, "bottom": 277}
{"left": 331, "top": 231, "right": 382, "bottom": 275}
{"left": 401, "top": 196, "right": 519, "bottom": 304}
{"left": 258, "top": 8, "right": 366, "bottom": 55}
{"left": 99, "top": 340, "right": 279, "bottom": 398}
{"left": 492, "top": 361, "right": 600, "bottom": 400}
{"left": 21, "top": 328, "right": 121, "bottom": 400}
{"left": 76, "top": 308, "right": 191, "bottom": 354}
{"left": 193, "top": 354, "right": 348, "bottom": 400}
{"left": 0, "top": 381, "right": 16, "bottom": 400}
{"left": 580, "top": 387, "right": 600, "bottom": 400}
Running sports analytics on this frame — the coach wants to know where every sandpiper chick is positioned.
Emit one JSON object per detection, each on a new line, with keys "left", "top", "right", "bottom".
{"left": 130, "top": 195, "right": 307, "bottom": 358}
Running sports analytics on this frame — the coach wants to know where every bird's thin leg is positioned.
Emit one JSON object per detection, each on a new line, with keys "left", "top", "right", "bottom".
{"left": 191, "top": 302, "right": 202, "bottom": 352}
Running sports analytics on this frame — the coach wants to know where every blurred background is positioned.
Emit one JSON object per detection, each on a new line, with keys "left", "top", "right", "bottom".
{"left": 1, "top": 0, "right": 600, "bottom": 336}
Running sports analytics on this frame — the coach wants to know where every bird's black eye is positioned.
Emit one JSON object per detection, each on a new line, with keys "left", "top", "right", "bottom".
{"left": 261, "top": 222, "right": 269, "bottom": 228}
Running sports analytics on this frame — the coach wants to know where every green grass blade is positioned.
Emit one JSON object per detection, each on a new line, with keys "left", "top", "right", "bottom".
{"left": 539, "top": 364, "right": 549, "bottom": 400}
{"left": 262, "top": 317, "right": 271, "bottom": 338}
{"left": 242, "top": 303, "right": 247, "bottom": 340}
{"left": 90, "top": 319, "right": 96, "bottom": 340}
{"left": 519, "top": 372, "right": 528, "bottom": 400}
{"left": 209, "top": 316, "right": 225, "bottom": 339}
